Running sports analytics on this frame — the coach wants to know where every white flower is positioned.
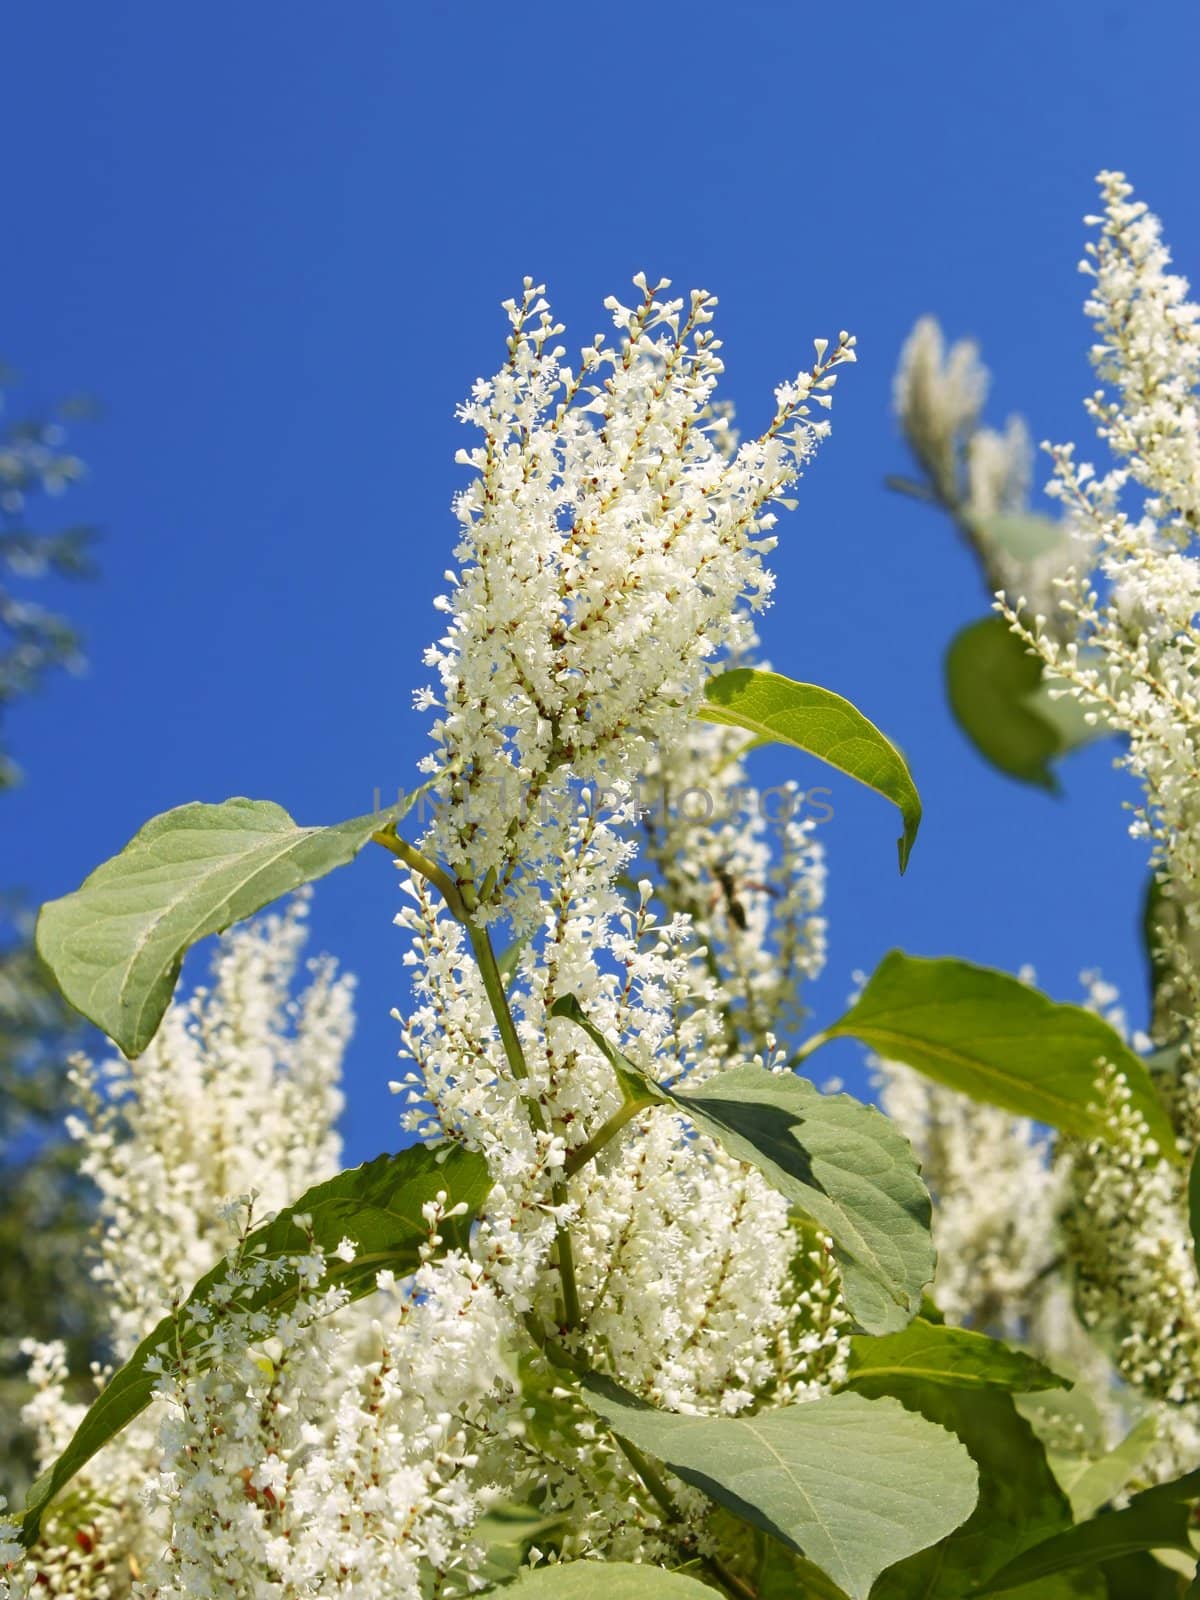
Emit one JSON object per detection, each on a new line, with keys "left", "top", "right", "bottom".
{"left": 420, "top": 276, "right": 854, "bottom": 923}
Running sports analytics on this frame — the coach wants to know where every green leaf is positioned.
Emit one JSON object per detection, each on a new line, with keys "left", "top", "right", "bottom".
{"left": 845, "top": 1319, "right": 1069, "bottom": 1394}
{"left": 36, "top": 793, "right": 421, "bottom": 1057}
{"left": 471, "top": 1504, "right": 571, "bottom": 1587}
{"left": 821, "top": 951, "right": 1179, "bottom": 1159}
{"left": 551, "top": 995, "right": 934, "bottom": 1333}
{"left": 854, "top": 1377, "right": 1077, "bottom": 1600}
{"left": 19, "top": 1141, "right": 489, "bottom": 1547}
{"left": 579, "top": 1375, "right": 977, "bottom": 1600}
{"left": 1103, "top": 1551, "right": 1193, "bottom": 1600}
{"left": 1049, "top": 1416, "right": 1161, "bottom": 1522}
{"left": 976, "top": 1470, "right": 1200, "bottom": 1594}
{"left": 756, "top": 1543, "right": 851, "bottom": 1599}
{"left": 499, "top": 1563, "right": 715, "bottom": 1597}
{"left": 700, "top": 669, "right": 921, "bottom": 872}
{"left": 945, "top": 617, "right": 1069, "bottom": 792}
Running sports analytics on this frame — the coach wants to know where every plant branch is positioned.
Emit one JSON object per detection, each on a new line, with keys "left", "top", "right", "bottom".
{"left": 371, "top": 827, "right": 469, "bottom": 922}
{"left": 564, "top": 1097, "right": 656, "bottom": 1178}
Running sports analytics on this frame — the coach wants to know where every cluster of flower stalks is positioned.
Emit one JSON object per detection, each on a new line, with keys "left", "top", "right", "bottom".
{"left": 7, "top": 170, "right": 1200, "bottom": 1600}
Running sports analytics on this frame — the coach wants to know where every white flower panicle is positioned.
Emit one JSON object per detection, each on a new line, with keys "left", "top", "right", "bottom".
{"left": 894, "top": 316, "right": 993, "bottom": 508}
{"left": 637, "top": 707, "right": 828, "bottom": 1058}
{"left": 389, "top": 286, "right": 858, "bottom": 1575}
{"left": 977, "top": 176, "right": 1200, "bottom": 1485}
{"left": 1005, "top": 176, "right": 1200, "bottom": 1090}
{"left": 9, "top": 279, "right": 864, "bottom": 1597}
{"left": 874, "top": 1056, "right": 1060, "bottom": 1339}
{"left": 893, "top": 314, "right": 1085, "bottom": 624}
{"left": 13, "top": 906, "right": 371, "bottom": 1597}
{"left": 1066, "top": 1066, "right": 1200, "bottom": 1413}
{"left": 1082, "top": 171, "right": 1200, "bottom": 536}
{"left": 67, "top": 892, "right": 351, "bottom": 1359}
{"left": 419, "top": 275, "right": 854, "bottom": 922}
{"left": 142, "top": 1234, "right": 512, "bottom": 1600}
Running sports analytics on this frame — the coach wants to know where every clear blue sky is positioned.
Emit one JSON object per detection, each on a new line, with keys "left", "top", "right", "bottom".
{"left": 5, "top": 1, "right": 1199, "bottom": 1158}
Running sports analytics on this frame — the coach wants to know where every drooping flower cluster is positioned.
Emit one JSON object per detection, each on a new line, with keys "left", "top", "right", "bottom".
{"left": 417, "top": 275, "right": 854, "bottom": 925}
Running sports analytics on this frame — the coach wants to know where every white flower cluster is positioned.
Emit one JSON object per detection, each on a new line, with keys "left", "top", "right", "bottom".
{"left": 418, "top": 275, "right": 854, "bottom": 924}
{"left": 893, "top": 315, "right": 1086, "bottom": 622}
{"left": 144, "top": 1226, "right": 512, "bottom": 1600}
{"left": 68, "top": 894, "right": 351, "bottom": 1356}
{"left": 395, "top": 777, "right": 846, "bottom": 1422}
{"left": 874, "top": 1056, "right": 1060, "bottom": 1339}
{"left": 11, "top": 901, "right": 354, "bottom": 1595}
{"left": 1008, "top": 176, "right": 1200, "bottom": 1085}
{"left": 982, "top": 175, "right": 1200, "bottom": 1484}
{"left": 893, "top": 314, "right": 1039, "bottom": 531}
{"left": 637, "top": 702, "right": 828, "bottom": 1060}
{"left": 1066, "top": 1067, "right": 1200, "bottom": 1410}
{"left": 6, "top": 283, "right": 861, "bottom": 1597}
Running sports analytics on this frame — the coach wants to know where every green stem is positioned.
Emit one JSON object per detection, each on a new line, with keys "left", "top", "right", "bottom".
{"left": 613, "top": 1436, "right": 680, "bottom": 1523}
{"left": 551, "top": 1203, "right": 582, "bottom": 1330}
{"left": 564, "top": 1096, "right": 657, "bottom": 1178}
{"left": 703, "top": 1557, "right": 757, "bottom": 1600}
{"left": 465, "top": 924, "right": 535, "bottom": 1090}
{"left": 372, "top": 840, "right": 581, "bottom": 1343}
{"left": 613, "top": 1439, "right": 756, "bottom": 1600}
{"left": 789, "top": 1029, "right": 828, "bottom": 1067}
{"left": 371, "top": 828, "right": 469, "bottom": 922}
{"left": 883, "top": 472, "right": 937, "bottom": 503}
{"left": 467, "top": 922, "right": 581, "bottom": 1328}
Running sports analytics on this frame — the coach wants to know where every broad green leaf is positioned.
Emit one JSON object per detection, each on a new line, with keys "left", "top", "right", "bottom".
{"left": 1050, "top": 1416, "right": 1161, "bottom": 1522}
{"left": 845, "top": 1318, "right": 1068, "bottom": 1394}
{"left": 821, "top": 951, "right": 1179, "bottom": 1159}
{"left": 551, "top": 996, "right": 934, "bottom": 1333}
{"left": 37, "top": 792, "right": 422, "bottom": 1057}
{"left": 977, "top": 1470, "right": 1200, "bottom": 1594}
{"left": 945, "top": 616, "right": 1069, "bottom": 792}
{"left": 19, "top": 1142, "right": 489, "bottom": 1547}
{"left": 500, "top": 1563, "right": 715, "bottom": 1597}
{"left": 579, "top": 1375, "right": 977, "bottom": 1600}
{"left": 855, "top": 1378, "right": 1077, "bottom": 1600}
{"left": 700, "top": 668, "right": 921, "bottom": 871}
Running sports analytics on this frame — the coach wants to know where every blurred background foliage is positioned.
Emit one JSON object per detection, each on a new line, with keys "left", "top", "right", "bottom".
{"left": 0, "top": 372, "right": 104, "bottom": 1497}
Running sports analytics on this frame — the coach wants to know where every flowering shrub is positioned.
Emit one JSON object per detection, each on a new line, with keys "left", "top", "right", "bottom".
{"left": 6, "top": 173, "right": 1200, "bottom": 1598}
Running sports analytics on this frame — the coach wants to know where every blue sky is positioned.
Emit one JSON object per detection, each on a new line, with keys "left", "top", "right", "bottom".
{"left": 5, "top": 0, "right": 1199, "bottom": 1158}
